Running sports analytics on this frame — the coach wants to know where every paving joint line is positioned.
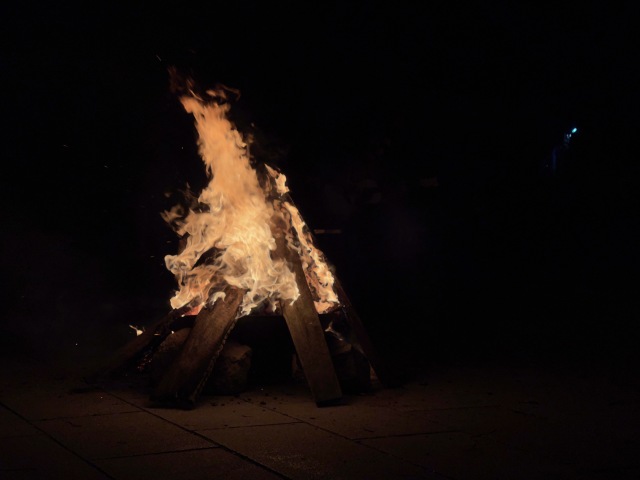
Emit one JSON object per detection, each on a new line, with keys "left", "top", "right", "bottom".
{"left": 32, "top": 409, "right": 143, "bottom": 422}
{"left": 98, "top": 445, "right": 219, "bottom": 460}
{"left": 238, "top": 396, "right": 449, "bottom": 478}
{"left": 0, "top": 399, "right": 117, "bottom": 480}
{"left": 352, "top": 429, "right": 461, "bottom": 441}
{"left": 196, "top": 420, "right": 304, "bottom": 432}
{"left": 106, "top": 389, "right": 293, "bottom": 480}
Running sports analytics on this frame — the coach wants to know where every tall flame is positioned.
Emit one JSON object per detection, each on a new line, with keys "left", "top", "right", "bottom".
{"left": 265, "top": 165, "right": 339, "bottom": 313}
{"left": 162, "top": 86, "right": 340, "bottom": 317}
{"left": 163, "top": 90, "right": 299, "bottom": 317}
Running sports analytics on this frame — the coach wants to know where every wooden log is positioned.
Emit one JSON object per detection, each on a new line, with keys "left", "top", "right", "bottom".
{"left": 263, "top": 179, "right": 391, "bottom": 388}
{"left": 150, "top": 285, "right": 244, "bottom": 409}
{"left": 85, "top": 303, "right": 194, "bottom": 383}
{"left": 274, "top": 231, "right": 343, "bottom": 405}
{"left": 148, "top": 327, "right": 193, "bottom": 386}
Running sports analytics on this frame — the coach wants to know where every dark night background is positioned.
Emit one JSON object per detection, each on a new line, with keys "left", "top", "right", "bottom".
{"left": 1, "top": 2, "right": 639, "bottom": 373}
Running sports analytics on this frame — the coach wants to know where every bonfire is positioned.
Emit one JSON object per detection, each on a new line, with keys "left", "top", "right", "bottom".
{"left": 92, "top": 74, "right": 390, "bottom": 408}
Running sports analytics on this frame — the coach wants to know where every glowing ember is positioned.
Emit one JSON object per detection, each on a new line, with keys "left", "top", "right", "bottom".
{"left": 129, "top": 325, "right": 144, "bottom": 336}
{"left": 162, "top": 86, "right": 339, "bottom": 317}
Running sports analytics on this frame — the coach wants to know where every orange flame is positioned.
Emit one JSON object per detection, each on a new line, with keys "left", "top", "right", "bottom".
{"left": 265, "top": 166, "right": 339, "bottom": 313}
{"left": 163, "top": 87, "right": 339, "bottom": 317}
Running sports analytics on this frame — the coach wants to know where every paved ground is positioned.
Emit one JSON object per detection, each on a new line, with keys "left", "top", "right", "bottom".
{"left": 1, "top": 332, "right": 639, "bottom": 480}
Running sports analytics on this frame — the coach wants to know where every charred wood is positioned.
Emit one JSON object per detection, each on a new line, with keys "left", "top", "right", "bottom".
{"left": 273, "top": 230, "right": 343, "bottom": 406}
{"left": 86, "top": 303, "right": 194, "bottom": 383}
{"left": 150, "top": 285, "right": 244, "bottom": 408}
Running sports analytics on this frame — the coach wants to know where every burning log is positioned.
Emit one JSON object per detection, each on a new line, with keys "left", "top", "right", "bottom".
{"left": 148, "top": 327, "right": 192, "bottom": 385}
{"left": 151, "top": 285, "right": 244, "bottom": 408}
{"left": 273, "top": 227, "right": 343, "bottom": 405}
{"left": 150, "top": 328, "right": 253, "bottom": 396}
{"left": 86, "top": 303, "right": 194, "bottom": 383}
{"left": 266, "top": 171, "right": 392, "bottom": 389}
{"left": 94, "top": 79, "right": 391, "bottom": 408}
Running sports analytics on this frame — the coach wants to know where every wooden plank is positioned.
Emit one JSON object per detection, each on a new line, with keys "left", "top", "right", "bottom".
{"left": 268, "top": 182, "right": 396, "bottom": 389}
{"left": 85, "top": 304, "right": 194, "bottom": 383}
{"left": 263, "top": 181, "right": 389, "bottom": 388}
{"left": 150, "top": 286, "right": 244, "bottom": 409}
{"left": 332, "top": 278, "right": 400, "bottom": 387}
{"left": 275, "top": 233, "right": 343, "bottom": 405}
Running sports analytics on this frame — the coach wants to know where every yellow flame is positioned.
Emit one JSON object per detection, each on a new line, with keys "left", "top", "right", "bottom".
{"left": 164, "top": 91, "right": 298, "bottom": 317}
{"left": 162, "top": 87, "right": 340, "bottom": 317}
{"left": 265, "top": 165, "right": 339, "bottom": 314}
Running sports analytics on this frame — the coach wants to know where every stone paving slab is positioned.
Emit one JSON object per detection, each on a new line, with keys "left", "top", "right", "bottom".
{"left": 406, "top": 367, "right": 533, "bottom": 407}
{"left": 35, "top": 411, "right": 213, "bottom": 460}
{"left": 361, "top": 431, "right": 574, "bottom": 480}
{"left": 248, "top": 377, "right": 507, "bottom": 414}
{"left": 0, "top": 387, "right": 140, "bottom": 421}
{"left": 509, "top": 388, "right": 640, "bottom": 428}
{"left": 379, "top": 388, "right": 502, "bottom": 412}
{"left": 198, "top": 421, "right": 438, "bottom": 479}
{"left": 0, "top": 404, "right": 41, "bottom": 437}
{"left": 3, "top": 348, "right": 640, "bottom": 480}
{"left": 96, "top": 447, "right": 283, "bottom": 480}
{"left": 0, "top": 432, "right": 110, "bottom": 479}
{"left": 249, "top": 394, "right": 453, "bottom": 440}
{"left": 98, "top": 380, "right": 152, "bottom": 408}
{"left": 582, "top": 467, "right": 640, "bottom": 480}
{"left": 147, "top": 397, "right": 301, "bottom": 431}
{"left": 490, "top": 417, "right": 640, "bottom": 474}
{"left": 403, "top": 405, "right": 542, "bottom": 437}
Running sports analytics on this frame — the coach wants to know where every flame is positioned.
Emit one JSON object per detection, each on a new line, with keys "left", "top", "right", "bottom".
{"left": 162, "top": 87, "right": 338, "bottom": 317}
{"left": 265, "top": 166, "right": 339, "bottom": 313}
{"left": 129, "top": 325, "right": 144, "bottom": 336}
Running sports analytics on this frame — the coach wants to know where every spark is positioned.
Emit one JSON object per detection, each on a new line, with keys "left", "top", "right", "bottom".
{"left": 129, "top": 325, "right": 144, "bottom": 336}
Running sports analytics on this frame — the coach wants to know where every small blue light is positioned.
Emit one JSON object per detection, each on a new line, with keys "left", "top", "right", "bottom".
{"left": 571, "top": 127, "right": 578, "bottom": 134}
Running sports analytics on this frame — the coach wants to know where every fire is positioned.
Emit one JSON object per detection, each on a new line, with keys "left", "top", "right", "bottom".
{"left": 162, "top": 86, "right": 339, "bottom": 317}
{"left": 265, "top": 165, "right": 339, "bottom": 312}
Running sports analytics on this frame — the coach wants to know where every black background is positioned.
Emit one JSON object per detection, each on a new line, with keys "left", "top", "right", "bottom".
{"left": 1, "top": 2, "right": 639, "bottom": 370}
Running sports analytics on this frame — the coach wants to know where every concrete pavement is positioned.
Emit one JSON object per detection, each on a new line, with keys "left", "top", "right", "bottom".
{"left": 1, "top": 338, "right": 639, "bottom": 479}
